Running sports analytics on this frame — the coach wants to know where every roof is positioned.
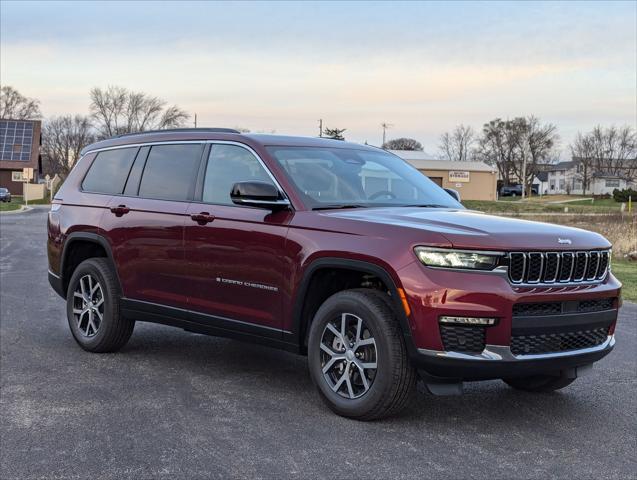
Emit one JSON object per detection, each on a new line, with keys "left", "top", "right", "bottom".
{"left": 546, "top": 161, "right": 578, "bottom": 171}
{"left": 0, "top": 118, "right": 42, "bottom": 170}
{"left": 387, "top": 149, "right": 438, "bottom": 160}
{"left": 406, "top": 159, "right": 496, "bottom": 172}
{"left": 80, "top": 129, "right": 381, "bottom": 155}
{"left": 388, "top": 150, "right": 495, "bottom": 172}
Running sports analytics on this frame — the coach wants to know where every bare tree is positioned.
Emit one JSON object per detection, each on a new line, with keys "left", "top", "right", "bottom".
{"left": 570, "top": 132, "right": 596, "bottom": 195}
{"left": 41, "top": 115, "right": 95, "bottom": 176}
{"left": 588, "top": 125, "right": 636, "bottom": 178}
{"left": 89, "top": 86, "right": 188, "bottom": 139}
{"left": 511, "top": 116, "right": 559, "bottom": 196}
{"left": 323, "top": 127, "right": 346, "bottom": 140}
{"left": 382, "top": 138, "right": 423, "bottom": 151}
{"left": 475, "top": 119, "right": 516, "bottom": 185}
{"left": 0, "top": 86, "right": 41, "bottom": 119}
{"left": 439, "top": 124, "right": 475, "bottom": 162}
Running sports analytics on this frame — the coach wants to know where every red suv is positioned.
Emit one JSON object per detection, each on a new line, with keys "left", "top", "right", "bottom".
{"left": 48, "top": 129, "right": 621, "bottom": 419}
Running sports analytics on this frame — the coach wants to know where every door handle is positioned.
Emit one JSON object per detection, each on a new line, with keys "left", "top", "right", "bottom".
{"left": 110, "top": 205, "right": 130, "bottom": 216}
{"left": 190, "top": 212, "right": 215, "bottom": 225}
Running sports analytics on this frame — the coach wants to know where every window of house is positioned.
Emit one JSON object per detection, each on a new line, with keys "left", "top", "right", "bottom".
{"left": 605, "top": 179, "right": 620, "bottom": 188}
{"left": 138, "top": 144, "right": 203, "bottom": 201}
{"left": 11, "top": 171, "right": 23, "bottom": 182}
{"left": 82, "top": 147, "right": 139, "bottom": 194}
{"left": 202, "top": 144, "right": 275, "bottom": 205}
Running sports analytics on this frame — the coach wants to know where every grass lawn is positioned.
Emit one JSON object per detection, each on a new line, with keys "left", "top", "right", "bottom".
{"left": 0, "top": 199, "right": 22, "bottom": 212}
{"left": 613, "top": 259, "right": 637, "bottom": 302}
{"left": 0, "top": 195, "right": 50, "bottom": 212}
{"left": 463, "top": 197, "right": 624, "bottom": 214}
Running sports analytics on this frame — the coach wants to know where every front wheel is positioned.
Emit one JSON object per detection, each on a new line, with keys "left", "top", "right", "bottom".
{"left": 308, "top": 289, "right": 416, "bottom": 420}
{"left": 503, "top": 375, "right": 576, "bottom": 392}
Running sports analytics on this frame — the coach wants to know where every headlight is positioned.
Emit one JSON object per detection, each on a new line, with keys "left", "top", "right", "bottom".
{"left": 414, "top": 247, "right": 502, "bottom": 270}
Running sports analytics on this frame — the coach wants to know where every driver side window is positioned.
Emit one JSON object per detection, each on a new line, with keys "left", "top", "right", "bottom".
{"left": 202, "top": 144, "right": 275, "bottom": 205}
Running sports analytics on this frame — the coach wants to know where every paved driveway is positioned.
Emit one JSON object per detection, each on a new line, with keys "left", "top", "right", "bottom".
{"left": 1, "top": 208, "right": 636, "bottom": 479}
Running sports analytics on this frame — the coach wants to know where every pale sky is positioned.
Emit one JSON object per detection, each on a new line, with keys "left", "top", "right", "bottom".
{"left": 1, "top": 0, "right": 636, "bottom": 155}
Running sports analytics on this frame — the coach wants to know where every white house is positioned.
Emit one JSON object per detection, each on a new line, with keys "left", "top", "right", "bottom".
{"left": 543, "top": 160, "right": 635, "bottom": 195}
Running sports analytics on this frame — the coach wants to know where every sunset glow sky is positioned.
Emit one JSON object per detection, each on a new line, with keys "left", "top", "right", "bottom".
{"left": 1, "top": 1, "right": 636, "bottom": 154}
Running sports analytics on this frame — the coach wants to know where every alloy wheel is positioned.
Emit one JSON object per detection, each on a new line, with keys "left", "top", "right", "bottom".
{"left": 320, "top": 312, "right": 377, "bottom": 399}
{"left": 72, "top": 274, "right": 104, "bottom": 337}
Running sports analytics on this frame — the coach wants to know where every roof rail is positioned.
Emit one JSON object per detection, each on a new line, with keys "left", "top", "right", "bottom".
{"left": 115, "top": 128, "right": 241, "bottom": 138}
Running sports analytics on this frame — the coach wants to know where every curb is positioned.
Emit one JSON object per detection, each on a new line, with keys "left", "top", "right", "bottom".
{"left": 0, "top": 205, "right": 32, "bottom": 215}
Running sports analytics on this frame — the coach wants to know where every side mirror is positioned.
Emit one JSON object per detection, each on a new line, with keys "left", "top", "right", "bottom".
{"left": 230, "top": 181, "right": 290, "bottom": 210}
{"left": 444, "top": 188, "right": 461, "bottom": 202}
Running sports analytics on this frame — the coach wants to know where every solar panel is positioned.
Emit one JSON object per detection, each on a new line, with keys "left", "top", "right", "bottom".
{"left": 0, "top": 120, "right": 34, "bottom": 162}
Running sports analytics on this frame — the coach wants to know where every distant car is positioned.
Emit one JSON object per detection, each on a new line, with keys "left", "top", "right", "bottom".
{"left": 500, "top": 185, "right": 538, "bottom": 197}
{"left": 0, "top": 188, "right": 11, "bottom": 202}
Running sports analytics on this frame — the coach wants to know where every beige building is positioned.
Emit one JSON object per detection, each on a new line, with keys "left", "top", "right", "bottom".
{"left": 390, "top": 150, "right": 497, "bottom": 201}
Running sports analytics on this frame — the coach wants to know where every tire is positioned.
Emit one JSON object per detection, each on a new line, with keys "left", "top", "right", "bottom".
{"left": 308, "top": 289, "right": 417, "bottom": 420}
{"left": 503, "top": 375, "right": 576, "bottom": 392}
{"left": 66, "top": 258, "right": 134, "bottom": 353}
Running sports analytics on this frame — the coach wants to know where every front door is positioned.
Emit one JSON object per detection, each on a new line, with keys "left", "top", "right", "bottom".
{"left": 184, "top": 143, "right": 292, "bottom": 330}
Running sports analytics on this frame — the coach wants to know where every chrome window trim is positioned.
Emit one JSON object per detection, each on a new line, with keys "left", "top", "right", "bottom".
{"left": 418, "top": 335, "right": 614, "bottom": 362}
{"left": 80, "top": 139, "right": 291, "bottom": 205}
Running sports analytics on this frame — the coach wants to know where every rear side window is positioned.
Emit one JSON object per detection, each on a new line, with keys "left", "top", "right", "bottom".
{"left": 82, "top": 147, "right": 138, "bottom": 194}
{"left": 138, "top": 144, "right": 203, "bottom": 201}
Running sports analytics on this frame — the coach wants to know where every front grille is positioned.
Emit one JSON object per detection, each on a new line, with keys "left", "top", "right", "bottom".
{"left": 512, "top": 302, "right": 562, "bottom": 317}
{"left": 578, "top": 297, "right": 614, "bottom": 313}
{"left": 510, "top": 327, "right": 609, "bottom": 355}
{"left": 508, "top": 250, "right": 610, "bottom": 284}
{"left": 513, "top": 298, "right": 616, "bottom": 317}
{"left": 440, "top": 325, "right": 485, "bottom": 353}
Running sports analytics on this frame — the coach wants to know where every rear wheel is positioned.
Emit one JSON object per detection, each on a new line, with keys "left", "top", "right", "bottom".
{"left": 66, "top": 258, "right": 134, "bottom": 353}
{"left": 308, "top": 289, "right": 416, "bottom": 420}
{"left": 503, "top": 375, "right": 576, "bottom": 392}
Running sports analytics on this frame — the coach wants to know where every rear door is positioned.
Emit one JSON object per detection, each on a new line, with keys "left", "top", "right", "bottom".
{"left": 100, "top": 143, "right": 205, "bottom": 309}
{"left": 183, "top": 143, "right": 292, "bottom": 330}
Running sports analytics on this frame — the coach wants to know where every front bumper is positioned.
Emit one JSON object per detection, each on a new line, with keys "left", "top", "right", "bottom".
{"left": 414, "top": 335, "right": 614, "bottom": 380}
{"left": 396, "top": 260, "right": 621, "bottom": 380}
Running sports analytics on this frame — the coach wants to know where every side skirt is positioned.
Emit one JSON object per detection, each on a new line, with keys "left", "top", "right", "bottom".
{"left": 120, "top": 298, "right": 300, "bottom": 354}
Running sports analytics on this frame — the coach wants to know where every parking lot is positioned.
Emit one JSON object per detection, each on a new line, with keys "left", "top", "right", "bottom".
{"left": 1, "top": 208, "right": 636, "bottom": 479}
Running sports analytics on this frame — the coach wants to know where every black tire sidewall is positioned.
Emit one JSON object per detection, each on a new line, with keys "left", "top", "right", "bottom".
{"left": 66, "top": 259, "right": 117, "bottom": 350}
{"left": 308, "top": 292, "right": 399, "bottom": 418}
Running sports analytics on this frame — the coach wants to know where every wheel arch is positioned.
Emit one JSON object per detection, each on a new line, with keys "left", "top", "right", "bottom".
{"left": 288, "top": 258, "right": 415, "bottom": 355}
{"left": 60, "top": 232, "right": 121, "bottom": 295}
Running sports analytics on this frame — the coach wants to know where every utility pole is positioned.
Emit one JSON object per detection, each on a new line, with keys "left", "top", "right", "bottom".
{"left": 381, "top": 122, "right": 393, "bottom": 146}
{"left": 194, "top": 113, "right": 197, "bottom": 128}
{"left": 521, "top": 155, "right": 527, "bottom": 200}
{"left": 318, "top": 119, "right": 323, "bottom": 137}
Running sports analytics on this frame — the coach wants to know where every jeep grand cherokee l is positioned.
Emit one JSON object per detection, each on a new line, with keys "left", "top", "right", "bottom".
{"left": 47, "top": 129, "right": 621, "bottom": 420}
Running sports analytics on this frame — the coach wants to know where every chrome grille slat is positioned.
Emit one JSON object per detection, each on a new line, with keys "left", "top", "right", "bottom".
{"left": 507, "top": 250, "right": 610, "bottom": 285}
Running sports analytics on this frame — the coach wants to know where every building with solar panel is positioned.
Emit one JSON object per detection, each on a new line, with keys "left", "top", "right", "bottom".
{"left": 0, "top": 119, "right": 42, "bottom": 195}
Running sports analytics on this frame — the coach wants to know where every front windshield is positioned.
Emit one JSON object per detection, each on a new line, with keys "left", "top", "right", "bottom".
{"left": 267, "top": 146, "right": 464, "bottom": 209}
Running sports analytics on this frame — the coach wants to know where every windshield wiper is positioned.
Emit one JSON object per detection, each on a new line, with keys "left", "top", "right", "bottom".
{"left": 312, "top": 204, "right": 369, "bottom": 210}
{"left": 403, "top": 204, "right": 451, "bottom": 208}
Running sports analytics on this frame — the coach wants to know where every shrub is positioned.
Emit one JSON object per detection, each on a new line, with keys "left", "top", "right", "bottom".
{"left": 612, "top": 188, "right": 637, "bottom": 203}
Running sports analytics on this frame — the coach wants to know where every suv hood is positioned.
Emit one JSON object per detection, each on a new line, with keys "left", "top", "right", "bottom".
{"left": 325, "top": 207, "right": 610, "bottom": 251}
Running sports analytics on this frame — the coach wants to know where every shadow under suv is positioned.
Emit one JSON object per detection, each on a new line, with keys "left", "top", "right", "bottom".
{"left": 48, "top": 128, "right": 621, "bottom": 420}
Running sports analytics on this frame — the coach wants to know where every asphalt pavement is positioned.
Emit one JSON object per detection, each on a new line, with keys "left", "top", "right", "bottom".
{"left": 1, "top": 208, "right": 636, "bottom": 479}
